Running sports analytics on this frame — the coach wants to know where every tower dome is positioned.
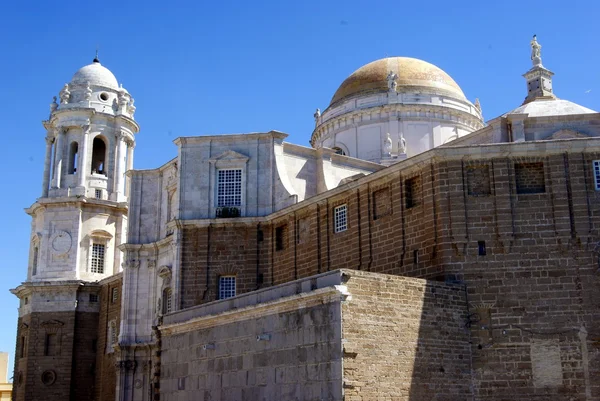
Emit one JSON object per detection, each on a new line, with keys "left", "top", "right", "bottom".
{"left": 71, "top": 60, "right": 119, "bottom": 89}
{"left": 330, "top": 57, "right": 465, "bottom": 106}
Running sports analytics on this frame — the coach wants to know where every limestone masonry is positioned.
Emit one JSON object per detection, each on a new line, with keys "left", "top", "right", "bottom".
{"left": 10, "top": 37, "right": 600, "bottom": 400}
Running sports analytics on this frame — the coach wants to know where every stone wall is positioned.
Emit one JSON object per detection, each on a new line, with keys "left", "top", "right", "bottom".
{"left": 12, "top": 311, "right": 96, "bottom": 401}
{"left": 94, "top": 276, "right": 122, "bottom": 401}
{"left": 160, "top": 271, "right": 346, "bottom": 401}
{"left": 341, "top": 270, "right": 472, "bottom": 400}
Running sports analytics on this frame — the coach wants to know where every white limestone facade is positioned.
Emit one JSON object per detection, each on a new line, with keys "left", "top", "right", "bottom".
{"left": 311, "top": 57, "right": 484, "bottom": 164}
{"left": 20, "top": 58, "right": 139, "bottom": 285}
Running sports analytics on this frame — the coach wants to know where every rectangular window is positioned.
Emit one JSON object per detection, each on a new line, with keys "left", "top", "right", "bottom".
{"left": 334, "top": 205, "right": 348, "bottom": 233}
{"left": 406, "top": 177, "right": 420, "bottom": 209}
{"left": 20, "top": 336, "right": 27, "bottom": 358}
{"left": 95, "top": 189, "right": 102, "bottom": 199}
{"left": 593, "top": 160, "right": 600, "bottom": 190}
{"left": 44, "top": 333, "right": 58, "bottom": 356}
{"left": 217, "top": 169, "right": 242, "bottom": 207}
{"left": 219, "top": 276, "right": 236, "bottom": 300}
{"left": 478, "top": 240, "right": 487, "bottom": 256}
{"left": 89, "top": 294, "right": 98, "bottom": 303}
{"left": 91, "top": 243, "right": 105, "bottom": 274}
{"left": 275, "top": 225, "right": 286, "bottom": 251}
{"left": 111, "top": 288, "right": 118, "bottom": 303}
{"left": 163, "top": 288, "right": 173, "bottom": 314}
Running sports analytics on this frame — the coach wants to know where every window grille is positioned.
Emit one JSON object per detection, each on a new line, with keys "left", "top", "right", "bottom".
{"left": 111, "top": 288, "right": 118, "bottom": 303}
{"left": 91, "top": 243, "right": 105, "bottom": 273}
{"left": 219, "top": 276, "right": 236, "bottom": 299}
{"left": 89, "top": 294, "right": 98, "bottom": 303}
{"left": 334, "top": 205, "right": 347, "bottom": 233}
{"left": 217, "top": 169, "right": 242, "bottom": 207}
{"left": 95, "top": 189, "right": 102, "bottom": 199}
{"left": 594, "top": 161, "right": 600, "bottom": 190}
{"left": 163, "top": 288, "right": 173, "bottom": 314}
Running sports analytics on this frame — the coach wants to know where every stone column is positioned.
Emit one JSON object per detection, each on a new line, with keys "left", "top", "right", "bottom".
{"left": 77, "top": 124, "right": 91, "bottom": 188}
{"left": 51, "top": 128, "right": 65, "bottom": 188}
{"left": 41, "top": 135, "right": 54, "bottom": 197}
{"left": 126, "top": 142, "right": 134, "bottom": 172}
{"left": 114, "top": 132, "right": 127, "bottom": 200}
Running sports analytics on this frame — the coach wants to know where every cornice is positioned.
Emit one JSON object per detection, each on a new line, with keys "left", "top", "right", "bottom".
{"left": 160, "top": 285, "right": 347, "bottom": 336}
{"left": 26, "top": 196, "right": 128, "bottom": 216}
{"left": 311, "top": 102, "right": 484, "bottom": 146}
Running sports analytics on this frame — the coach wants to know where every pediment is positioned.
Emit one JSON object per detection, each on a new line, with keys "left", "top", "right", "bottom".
{"left": 547, "top": 129, "right": 589, "bottom": 140}
{"left": 41, "top": 319, "right": 64, "bottom": 328}
{"left": 208, "top": 150, "right": 249, "bottom": 165}
{"left": 157, "top": 265, "right": 172, "bottom": 279}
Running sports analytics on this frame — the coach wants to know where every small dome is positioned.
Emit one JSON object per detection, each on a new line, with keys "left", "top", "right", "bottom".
{"left": 505, "top": 99, "right": 596, "bottom": 117}
{"left": 71, "top": 61, "right": 119, "bottom": 89}
{"left": 330, "top": 57, "right": 465, "bottom": 106}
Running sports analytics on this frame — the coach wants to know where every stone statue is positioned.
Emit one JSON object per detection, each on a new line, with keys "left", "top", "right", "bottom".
{"left": 383, "top": 133, "right": 392, "bottom": 157}
{"left": 313, "top": 108, "right": 321, "bottom": 126}
{"left": 118, "top": 89, "right": 129, "bottom": 107}
{"left": 530, "top": 35, "right": 542, "bottom": 65}
{"left": 59, "top": 84, "right": 70, "bottom": 105}
{"left": 127, "top": 97, "right": 136, "bottom": 116}
{"left": 474, "top": 98, "right": 481, "bottom": 113}
{"left": 398, "top": 134, "right": 407, "bottom": 154}
{"left": 50, "top": 96, "right": 58, "bottom": 113}
{"left": 387, "top": 70, "right": 398, "bottom": 91}
{"left": 84, "top": 82, "right": 92, "bottom": 101}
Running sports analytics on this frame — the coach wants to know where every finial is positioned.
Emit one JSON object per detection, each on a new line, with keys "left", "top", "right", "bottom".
{"left": 93, "top": 47, "right": 100, "bottom": 63}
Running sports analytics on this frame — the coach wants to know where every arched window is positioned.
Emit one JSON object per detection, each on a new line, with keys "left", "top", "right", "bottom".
{"left": 332, "top": 147, "right": 346, "bottom": 156}
{"left": 91, "top": 137, "right": 107, "bottom": 175}
{"left": 162, "top": 288, "right": 173, "bottom": 314}
{"left": 68, "top": 142, "right": 78, "bottom": 174}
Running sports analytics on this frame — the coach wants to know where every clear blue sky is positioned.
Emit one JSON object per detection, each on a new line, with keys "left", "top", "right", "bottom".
{"left": 1, "top": 0, "right": 599, "bottom": 378}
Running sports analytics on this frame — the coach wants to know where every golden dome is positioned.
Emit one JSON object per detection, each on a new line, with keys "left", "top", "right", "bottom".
{"left": 330, "top": 57, "right": 465, "bottom": 106}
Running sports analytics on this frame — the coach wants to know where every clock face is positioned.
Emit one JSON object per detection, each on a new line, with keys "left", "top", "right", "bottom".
{"left": 51, "top": 231, "right": 72, "bottom": 254}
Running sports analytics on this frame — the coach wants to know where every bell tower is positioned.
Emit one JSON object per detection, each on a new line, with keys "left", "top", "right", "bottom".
{"left": 11, "top": 57, "right": 139, "bottom": 401}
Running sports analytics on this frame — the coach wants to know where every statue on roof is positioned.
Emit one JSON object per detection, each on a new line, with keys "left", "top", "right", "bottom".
{"left": 314, "top": 108, "right": 321, "bottom": 126}
{"left": 530, "top": 35, "right": 542, "bottom": 66}
{"left": 383, "top": 133, "right": 392, "bottom": 157}
{"left": 387, "top": 71, "right": 398, "bottom": 91}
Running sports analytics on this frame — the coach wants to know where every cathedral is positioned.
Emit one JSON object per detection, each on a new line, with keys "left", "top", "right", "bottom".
{"left": 10, "top": 37, "right": 600, "bottom": 400}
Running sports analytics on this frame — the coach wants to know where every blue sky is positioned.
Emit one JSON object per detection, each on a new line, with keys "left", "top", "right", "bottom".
{"left": 0, "top": 0, "right": 599, "bottom": 377}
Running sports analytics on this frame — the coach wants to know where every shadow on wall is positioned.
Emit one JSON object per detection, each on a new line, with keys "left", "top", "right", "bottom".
{"left": 341, "top": 271, "right": 472, "bottom": 400}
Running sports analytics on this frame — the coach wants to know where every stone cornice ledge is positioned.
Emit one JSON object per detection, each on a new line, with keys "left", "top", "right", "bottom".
{"left": 160, "top": 285, "right": 349, "bottom": 336}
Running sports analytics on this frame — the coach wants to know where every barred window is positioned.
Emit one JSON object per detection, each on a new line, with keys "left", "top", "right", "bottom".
{"left": 95, "top": 189, "right": 102, "bottom": 199}
{"left": 91, "top": 243, "right": 105, "bottom": 273}
{"left": 334, "top": 205, "right": 347, "bottom": 233}
{"left": 163, "top": 288, "right": 173, "bottom": 314}
{"left": 111, "top": 288, "right": 118, "bottom": 303}
{"left": 217, "top": 169, "right": 242, "bottom": 207}
{"left": 219, "top": 276, "right": 236, "bottom": 300}
{"left": 594, "top": 161, "right": 600, "bottom": 190}
{"left": 89, "top": 294, "right": 98, "bottom": 303}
